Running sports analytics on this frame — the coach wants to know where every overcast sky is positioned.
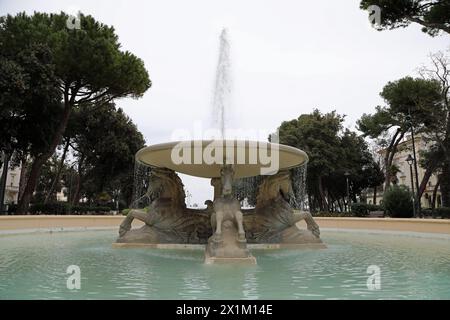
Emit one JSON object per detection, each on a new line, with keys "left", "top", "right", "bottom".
{"left": 2, "top": 0, "right": 449, "bottom": 205}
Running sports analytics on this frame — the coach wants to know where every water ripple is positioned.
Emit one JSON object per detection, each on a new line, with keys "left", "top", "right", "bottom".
{"left": 0, "top": 230, "right": 449, "bottom": 299}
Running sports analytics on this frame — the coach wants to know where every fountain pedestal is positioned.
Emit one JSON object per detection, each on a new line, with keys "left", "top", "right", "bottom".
{"left": 205, "top": 220, "right": 256, "bottom": 265}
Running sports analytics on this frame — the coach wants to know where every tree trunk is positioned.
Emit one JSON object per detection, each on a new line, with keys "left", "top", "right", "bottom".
{"left": 0, "top": 152, "right": 11, "bottom": 213}
{"left": 418, "top": 155, "right": 440, "bottom": 200}
{"left": 44, "top": 138, "right": 70, "bottom": 204}
{"left": 317, "top": 177, "right": 327, "bottom": 212}
{"left": 337, "top": 198, "right": 343, "bottom": 212}
{"left": 373, "top": 186, "right": 377, "bottom": 204}
{"left": 440, "top": 160, "right": 450, "bottom": 207}
{"left": 71, "top": 174, "right": 81, "bottom": 205}
{"left": 431, "top": 177, "right": 441, "bottom": 211}
{"left": 18, "top": 158, "right": 28, "bottom": 201}
{"left": 16, "top": 156, "right": 46, "bottom": 214}
{"left": 384, "top": 129, "right": 402, "bottom": 189}
{"left": 385, "top": 130, "right": 405, "bottom": 188}
{"left": 16, "top": 103, "right": 72, "bottom": 214}
{"left": 71, "top": 155, "right": 85, "bottom": 206}
{"left": 308, "top": 194, "right": 313, "bottom": 212}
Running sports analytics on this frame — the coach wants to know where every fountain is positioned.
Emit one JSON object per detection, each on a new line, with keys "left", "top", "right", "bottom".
{"left": 115, "top": 29, "right": 325, "bottom": 264}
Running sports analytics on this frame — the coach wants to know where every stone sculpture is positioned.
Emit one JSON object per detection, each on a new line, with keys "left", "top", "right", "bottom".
{"left": 117, "top": 167, "right": 211, "bottom": 244}
{"left": 205, "top": 165, "right": 254, "bottom": 263}
{"left": 117, "top": 166, "right": 322, "bottom": 249}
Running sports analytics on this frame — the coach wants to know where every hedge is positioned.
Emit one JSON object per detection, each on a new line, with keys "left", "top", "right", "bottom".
{"left": 350, "top": 203, "right": 383, "bottom": 217}
{"left": 29, "top": 202, "right": 111, "bottom": 215}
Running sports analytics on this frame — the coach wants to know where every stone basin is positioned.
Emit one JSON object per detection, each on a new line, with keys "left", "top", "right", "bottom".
{"left": 135, "top": 139, "right": 308, "bottom": 178}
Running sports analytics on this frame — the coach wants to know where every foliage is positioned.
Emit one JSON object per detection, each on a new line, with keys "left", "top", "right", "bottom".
{"left": 350, "top": 203, "right": 369, "bottom": 217}
{"left": 0, "top": 43, "right": 62, "bottom": 159}
{"left": 67, "top": 103, "right": 145, "bottom": 205}
{"left": 360, "top": 0, "right": 450, "bottom": 36}
{"left": 357, "top": 76, "right": 443, "bottom": 189}
{"left": 435, "top": 207, "right": 450, "bottom": 218}
{"left": 0, "top": 11, "right": 151, "bottom": 213}
{"left": 312, "top": 211, "right": 358, "bottom": 217}
{"left": 383, "top": 185, "right": 414, "bottom": 218}
{"left": 417, "top": 51, "right": 450, "bottom": 207}
{"left": 277, "top": 109, "right": 381, "bottom": 212}
{"left": 29, "top": 202, "right": 111, "bottom": 215}
{"left": 350, "top": 203, "right": 383, "bottom": 217}
{"left": 422, "top": 207, "right": 450, "bottom": 218}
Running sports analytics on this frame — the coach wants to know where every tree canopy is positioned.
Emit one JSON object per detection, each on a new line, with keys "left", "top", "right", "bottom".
{"left": 277, "top": 110, "right": 382, "bottom": 212}
{"left": 357, "top": 76, "right": 443, "bottom": 189}
{"left": 0, "top": 44, "right": 61, "bottom": 161}
{"left": 360, "top": 0, "right": 450, "bottom": 36}
{"left": 0, "top": 11, "right": 151, "bottom": 213}
{"left": 67, "top": 103, "right": 145, "bottom": 205}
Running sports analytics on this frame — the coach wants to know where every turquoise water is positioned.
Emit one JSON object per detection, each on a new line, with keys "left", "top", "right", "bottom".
{"left": 0, "top": 230, "right": 449, "bottom": 299}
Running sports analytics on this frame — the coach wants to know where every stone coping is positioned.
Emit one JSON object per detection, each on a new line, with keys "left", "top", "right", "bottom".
{"left": 0, "top": 215, "right": 449, "bottom": 236}
{"left": 310, "top": 217, "right": 450, "bottom": 235}
{"left": 111, "top": 242, "right": 328, "bottom": 250}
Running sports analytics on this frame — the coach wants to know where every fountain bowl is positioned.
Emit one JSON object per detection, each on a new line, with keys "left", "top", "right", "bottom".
{"left": 135, "top": 139, "right": 308, "bottom": 178}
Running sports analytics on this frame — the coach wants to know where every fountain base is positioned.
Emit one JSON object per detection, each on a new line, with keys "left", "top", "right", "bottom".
{"left": 205, "top": 220, "right": 256, "bottom": 265}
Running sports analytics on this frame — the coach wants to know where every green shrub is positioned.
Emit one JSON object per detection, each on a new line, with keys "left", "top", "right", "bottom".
{"left": 350, "top": 203, "right": 370, "bottom": 217}
{"left": 313, "top": 211, "right": 354, "bottom": 217}
{"left": 7, "top": 203, "right": 17, "bottom": 214}
{"left": 367, "top": 204, "right": 382, "bottom": 211}
{"left": 29, "top": 202, "right": 111, "bottom": 215}
{"left": 421, "top": 208, "right": 433, "bottom": 217}
{"left": 435, "top": 207, "right": 450, "bottom": 219}
{"left": 30, "top": 202, "right": 69, "bottom": 214}
{"left": 383, "top": 185, "right": 414, "bottom": 218}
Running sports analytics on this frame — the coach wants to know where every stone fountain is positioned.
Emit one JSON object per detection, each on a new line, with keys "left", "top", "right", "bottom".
{"left": 114, "top": 29, "right": 325, "bottom": 264}
{"left": 116, "top": 140, "right": 324, "bottom": 264}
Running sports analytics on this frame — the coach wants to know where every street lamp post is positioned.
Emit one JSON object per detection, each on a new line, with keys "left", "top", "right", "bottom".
{"left": 406, "top": 109, "right": 422, "bottom": 217}
{"left": 344, "top": 171, "right": 351, "bottom": 212}
{"left": 406, "top": 154, "right": 417, "bottom": 218}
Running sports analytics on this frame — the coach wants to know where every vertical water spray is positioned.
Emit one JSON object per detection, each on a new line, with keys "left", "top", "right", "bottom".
{"left": 131, "top": 161, "right": 152, "bottom": 209}
{"left": 212, "top": 28, "right": 232, "bottom": 139}
{"left": 290, "top": 164, "right": 308, "bottom": 210}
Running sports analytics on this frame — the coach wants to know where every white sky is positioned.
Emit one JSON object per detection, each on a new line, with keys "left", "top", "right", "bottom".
{"left": 2, "top": 0, "right": 449, "bottom": 206}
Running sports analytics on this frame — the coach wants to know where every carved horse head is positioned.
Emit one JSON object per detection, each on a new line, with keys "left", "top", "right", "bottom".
{"left": 256, "top": 170, "right": 294, "bottom": 208}
{"left": 144, "top": 167, "right": 186, "bottom": 208}
{"left": 277, "top": 171, "right": 295, "bottom": 201}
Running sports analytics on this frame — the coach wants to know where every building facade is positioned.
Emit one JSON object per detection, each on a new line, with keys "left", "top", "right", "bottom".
{"left": 1, "top": 160, "right": 68, "bottom": 208}
{"left": 0, "top": 162, "right": 21, "bottom": 206}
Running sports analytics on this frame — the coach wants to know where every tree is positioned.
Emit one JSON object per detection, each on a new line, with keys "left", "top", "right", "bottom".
{"left": 357, "top": 77, "right": 442, "bottom": 189}
{"left": 0, "top": 12, "right": 151, "bottom": 213}
{"left": 360, "top": 0, "right": 450, "bottom": 36}
{"left": 277, "top": 110, "right": 379, "bottom": 212}
{"left": 68, "top": 103, "right": 145, "bottom": 206}
{"left": 417, "top": 50, "right": 450, "bottom": 206}
{"left": 0, "top": 43, "right": 63, "bottom": 211}
{"left": 365, "top": 160, "right": 385, "bottom": 204}
{"left": 33, "top": 154, "right": 65, "bottom": 203}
